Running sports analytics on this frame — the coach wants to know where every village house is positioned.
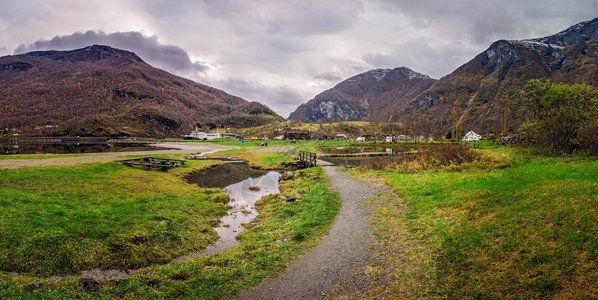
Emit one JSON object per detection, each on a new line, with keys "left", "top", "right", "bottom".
{"left": 462, "top": 130, "right": 482, "bottom": 142}
{"left": 283, "top": 129, "right": 310, "bottom": 140}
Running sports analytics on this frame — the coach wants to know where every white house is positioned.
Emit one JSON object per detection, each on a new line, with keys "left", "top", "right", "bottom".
{"left": 183, "top": 128, "right": 208, "bottom": 140}
{"left": 462, "top": 130, "right": 482, "bottom": 142}
{"left": 183, "top": 128, "right": 239, "bottom": 140}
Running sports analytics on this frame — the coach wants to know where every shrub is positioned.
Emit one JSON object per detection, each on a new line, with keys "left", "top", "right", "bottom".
{"left": 520, "top": 79, "right": 598, "bottom": 155}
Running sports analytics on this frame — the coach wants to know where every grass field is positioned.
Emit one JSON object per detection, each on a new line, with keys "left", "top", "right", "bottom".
{"left": 353, "top": 149, "right": 598, "bottom": 299}
{"left": 0, "top": 159, "right": 226, "bottom": 276}
{"left": 0, "top": 146, "right": 341, "bottom": 299}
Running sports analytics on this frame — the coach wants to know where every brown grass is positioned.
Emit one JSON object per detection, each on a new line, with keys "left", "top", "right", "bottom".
{"left": 359, "top": 144, "right": 511, "bottom": 173}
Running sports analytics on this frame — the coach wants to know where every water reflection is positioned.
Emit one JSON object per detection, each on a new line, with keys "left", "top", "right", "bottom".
{"left": 0, "top": 139, "right": 166, "bottom": 155}
{"left": 201, "top": 171, "right": 281, "bottom": 255}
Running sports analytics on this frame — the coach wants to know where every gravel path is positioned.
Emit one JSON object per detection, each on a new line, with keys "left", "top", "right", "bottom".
{"left": 234, "top": 166, "right": 383, "bottom": 300}
{"left": 0, "top": 142, "right": 234, "bottom": 169}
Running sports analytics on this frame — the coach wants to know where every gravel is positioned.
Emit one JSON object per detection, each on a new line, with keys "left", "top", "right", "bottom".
{"left": 233, "top": 166, "right": 383, "bottom": 300}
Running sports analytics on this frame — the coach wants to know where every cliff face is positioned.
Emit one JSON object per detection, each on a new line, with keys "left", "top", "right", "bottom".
{"left": 288, "top": 67, "right": 436, "bottom": 122}
{"left": 0, "top": 45, "right": 282, "bottom": 137}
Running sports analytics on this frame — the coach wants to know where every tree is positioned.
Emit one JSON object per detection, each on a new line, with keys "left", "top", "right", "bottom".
{"left": 521, "top": 79, "right": 598, "bottom": 154}
{"left": 446, "top": 130, "right": 453, "bottom": 140}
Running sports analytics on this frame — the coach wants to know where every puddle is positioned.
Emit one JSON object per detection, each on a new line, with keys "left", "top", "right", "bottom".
{"left": 186, "top": 163, "right": 270, "bottom": 188}
{"left": 318, "top": 146, "right": 389, "bottom": 155}
{"left": 0, "top": 137, "right": 172, "bottom": 155}
{"left": 320, "top": 154, "right": 415, "bottom": 168}
{"left": 317, "top": 143, "right": 429, "bottom": 156}
{"left": 179, "top": 163, "right": 281, "bottom": 259}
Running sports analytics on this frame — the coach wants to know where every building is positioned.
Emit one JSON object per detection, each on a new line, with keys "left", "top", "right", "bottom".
{"left": 183, "top": 128, "right": 239, "bottom": 140}
{"left": 283, "top": 129, "right": 310, "bottom": 140}
{"left": 183, "top": 128, "right": 208, "bottom": 140}
{"left": 462, "top": 130, "right": 482, "bottom": 142}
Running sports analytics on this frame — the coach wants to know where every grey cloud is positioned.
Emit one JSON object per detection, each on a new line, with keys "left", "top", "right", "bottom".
{"left": 315, "top": 71, "right": 344, "bottom": 83}
{"left": 370, "top": 0, "right": 527, "bottom": 44}
{"left": 215, "top": 76, "right": 307, "bottom": 117}
{"left": 309, "top": 57, "right": 370, "bottom": 86}
{"left": 203, "top": 0, "right": 363, "bottom": 36}
{"left": 371, "top": 0, "right": 598, "bottom": 44}
{"left": 363, "top": 38, "right": 478, "bottom": 79}
{"left": 14, "top": 31, "right": 209, "bottom": 74}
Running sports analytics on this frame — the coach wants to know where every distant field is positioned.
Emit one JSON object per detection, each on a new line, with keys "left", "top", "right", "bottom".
{"left": 234, "top": 120, "right": 408, "bottom": 138}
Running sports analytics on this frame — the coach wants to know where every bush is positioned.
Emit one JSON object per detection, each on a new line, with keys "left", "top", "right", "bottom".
{"left": 520, "top": 79, "right": 598, "bottom": 155}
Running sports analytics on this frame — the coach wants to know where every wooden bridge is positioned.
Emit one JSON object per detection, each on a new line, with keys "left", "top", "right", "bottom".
{"left": 297, "top": 150, "right": 317, "bottom": 168}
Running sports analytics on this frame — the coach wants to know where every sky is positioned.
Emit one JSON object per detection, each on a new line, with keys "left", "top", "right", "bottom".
{"left": 1, "top": 1, "right": 597, "bottom": 118}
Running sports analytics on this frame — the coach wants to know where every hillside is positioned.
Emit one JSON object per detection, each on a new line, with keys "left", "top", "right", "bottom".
{"left": 288, "top": 67, "right": 436, "bottom": 122}
{"left": 288, "top": 17, "right": 598, "bottom": 139}
{"left": 0, "top": 45, "right": 283, "bottom": 137}
{"left": 401, "top": 17, "right": 598, "bottom": 137}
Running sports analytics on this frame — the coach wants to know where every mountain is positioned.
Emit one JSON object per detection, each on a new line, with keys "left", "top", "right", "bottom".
{"left": 0, "top": 45, "right": 282, "bottom": 137}
{"left": 288, "top": 17, "right": 598, "bottom": 138}
{"left": 401, "top": 17, "right": 598, "bottom": 136}
{"left": 288, "top": 67, "right": 437, "bottom": 122}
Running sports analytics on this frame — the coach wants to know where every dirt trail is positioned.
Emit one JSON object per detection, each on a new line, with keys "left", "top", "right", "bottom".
{"left": 0, "top": 142, "right": 235, "bottom": 169}
{"left": 234, "top": 166, "right": 384, "bottom": 300}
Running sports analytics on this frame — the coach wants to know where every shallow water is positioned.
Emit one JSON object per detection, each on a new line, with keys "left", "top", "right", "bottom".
{"left": 182, "top": 163, "right": 281, "bottom": 257}
{"left": 319, "top": 154, "right": 415, "bottom": 168}
{"left": 0, "top": 138, "right": 168, "bottom": 155}
{"left": 200, "top": 171, "right": 281, "bottom": 255}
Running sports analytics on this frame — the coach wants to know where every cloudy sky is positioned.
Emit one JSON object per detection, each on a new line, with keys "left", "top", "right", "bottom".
{"left": 1, "top": 0, "right": 597, "bottom": 117}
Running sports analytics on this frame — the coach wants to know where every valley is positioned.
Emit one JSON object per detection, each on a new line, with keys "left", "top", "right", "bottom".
{"left": 1, "top": 15, "right": 598, "bottom": 300}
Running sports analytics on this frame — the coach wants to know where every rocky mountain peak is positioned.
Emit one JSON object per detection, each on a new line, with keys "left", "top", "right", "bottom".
{"left": 345, "top": 67, "right": 430, "bottom": 83}
{"left": 288, "top": 66, "right": 436, "bottom": 122}
{"left": 27, "top": 44, "right": 145, "bottom": 63}
{"left": 526, "top": 17, "right": 598, "bottom": 47}
{"left": 388, "top": 66, "right": 431, "bottom": 80}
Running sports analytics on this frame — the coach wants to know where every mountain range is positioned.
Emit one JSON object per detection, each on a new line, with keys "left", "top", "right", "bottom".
{"left": 289, "top": 17, "right": 598, "bottom": 137}
{"left": 0, "top": 45, "right": 282, "bottom": 137}
{"left": 2, "top": 17, "right": 598, "bottom": 138}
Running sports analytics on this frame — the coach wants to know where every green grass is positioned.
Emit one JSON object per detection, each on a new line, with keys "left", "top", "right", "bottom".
{"left": 0, "top": 156, "right": 341, "bottom": 299}
{"left": 374, "top": 152, "right": 598, "bottom": 299}
{"left": 0, "top": 160, "right": 225, "bottom": 276}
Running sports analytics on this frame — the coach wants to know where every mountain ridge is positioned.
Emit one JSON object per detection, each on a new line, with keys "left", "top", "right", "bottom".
{"left": 0, "top": 45, "right": 283, "bottom": 137}
{"left": 289, "top": 17, "right": 598, "bottom": 138}
{"left": 288, "top": 66, "right": 436, "bottom": 122}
